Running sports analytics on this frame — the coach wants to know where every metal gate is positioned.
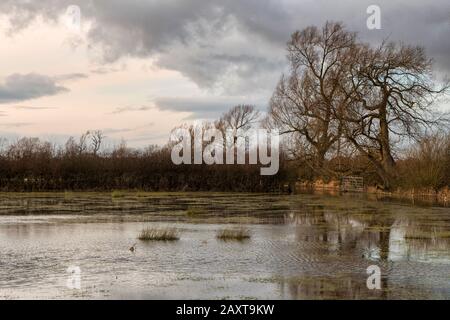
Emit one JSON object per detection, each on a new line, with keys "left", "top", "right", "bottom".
{"left": 340, "top": 176, "right": 364, "bottom": 192}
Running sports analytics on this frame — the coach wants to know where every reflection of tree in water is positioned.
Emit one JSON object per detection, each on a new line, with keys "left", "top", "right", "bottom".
{"left": 279, "top": 275, "right": 385, "bottom": 299}
{"left": 389, "top": 218, "right": 450, "bottom": 263}
{"left": 279, "top": 199, "right": 450, "bottom": 298}
{"left": 282, "top": 201, "right": 449, "bottom": 263}
{"left": 283, "top": 204, "right": 378, "bottom": 254}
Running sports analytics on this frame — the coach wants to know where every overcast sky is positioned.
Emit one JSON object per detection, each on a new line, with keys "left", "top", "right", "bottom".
{"left": 0, "top": 0, "right": 449, "bottom": 147}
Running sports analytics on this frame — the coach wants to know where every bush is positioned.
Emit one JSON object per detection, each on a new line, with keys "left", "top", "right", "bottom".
{"left": 397, "top": 134, "right": 450, "bottom": 191}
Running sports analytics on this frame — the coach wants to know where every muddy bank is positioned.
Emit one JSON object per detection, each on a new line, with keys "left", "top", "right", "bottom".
{"left": 295, "top": 181, "right": 450, "bottom": 207}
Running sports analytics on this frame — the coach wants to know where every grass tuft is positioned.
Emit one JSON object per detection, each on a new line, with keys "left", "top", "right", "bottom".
{"left": 111, "top": 190, "right": 126, "bottom": 198}
{"left": 64, "top": 190, "right": 74, "bottom": 200}
{"left": 186, "top": 206, "right": 207, "bottom": 216}
{"left": 137, "top": 227, "right": 179, "bottom": 241}
{"left": 216, "top": 227, "right": 251, "bottom": 241}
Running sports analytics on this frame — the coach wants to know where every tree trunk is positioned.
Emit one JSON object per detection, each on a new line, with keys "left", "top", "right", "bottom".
{"left": 315, "top": 148, "right": 327, "bottom": 171}
{"left": 378, "top": 104, "right": 396, "bottom": 189}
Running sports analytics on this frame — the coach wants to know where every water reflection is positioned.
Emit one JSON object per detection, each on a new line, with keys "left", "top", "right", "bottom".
{"left": 283, "top": 204, "right": 450, "bottom": 265}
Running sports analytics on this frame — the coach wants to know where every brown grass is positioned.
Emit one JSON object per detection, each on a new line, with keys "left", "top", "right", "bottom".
{"left": 137, "top": 227, "right": 179, "bottom": 241}
{"left": 216, "top": 227, "right": 251, "bottom": 241}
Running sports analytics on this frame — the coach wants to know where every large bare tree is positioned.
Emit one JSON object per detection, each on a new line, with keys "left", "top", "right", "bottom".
{"left": 270, "top": 22, "right": 448, "bottom": 188}
{"left": 342, "top": 41, "right": 449, "bottom": 189}
{"left": 269, "top": 22, "right": 355, "bottom": 171}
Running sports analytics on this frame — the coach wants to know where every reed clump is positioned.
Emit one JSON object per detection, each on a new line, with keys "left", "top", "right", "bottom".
{"left": 216, "top": 227, "right": 251, "bottom": 241}
{"left": 138, "top": 227, "right": 179, "bottom": 241}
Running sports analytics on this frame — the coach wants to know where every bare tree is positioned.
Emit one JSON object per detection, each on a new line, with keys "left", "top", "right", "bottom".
{"left": 214, "top": 105, "right": 260, "bottom": 163}
{"left": 7, "top": 137, "right": 52, "bottom": 159}
{"left": 217, "top": 105, "right": 259, "bottom": 133}
{"left": 0, "top": 138, "right": 8, "bottom": 156}
{"left": 270, "top": 22, "right": 448, "bottom": 188}
{"left": 90, "top": 130, "right": 105, "bottom": 156}
{"left": 400, "top": 133, "right": 450, "bottom": 191}
{"left": 342, "top": 41, "right": 449, "bottom": 189}
{"left": 77, "top": 131, "right": 90, "bottom": 156}
{"left": 216, "top": 105, "right": 260, "bottom": 144}
{"left": 269, "top": 22, "right": 355, "bottom": 171}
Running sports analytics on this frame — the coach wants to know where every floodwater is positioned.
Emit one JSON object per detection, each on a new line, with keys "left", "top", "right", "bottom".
{"left": 0, "top": 192, "right": 449, "bottom": 300}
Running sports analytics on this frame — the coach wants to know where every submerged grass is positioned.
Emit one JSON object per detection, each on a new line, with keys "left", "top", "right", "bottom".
{"left": 64, "top": 190, "right": 75, "bottom": 200}
{"left": 111, "top": 190, "right": 126, "bottom": 198}
{"left": 186, "top": 206, "right": 208, "bottom": 216}
{"left": 216, "top": 227, "right": 251, "bottom": 241}
{"left": 405, "top": 230, "right": 450, "bottom": 240}
{"left": 138, "top": 227, "right": 179, "bottom": 241}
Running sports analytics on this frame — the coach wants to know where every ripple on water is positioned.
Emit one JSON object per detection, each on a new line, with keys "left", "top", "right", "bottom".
{"left": 0, "top": 193, "right": 449, "bottom": 299}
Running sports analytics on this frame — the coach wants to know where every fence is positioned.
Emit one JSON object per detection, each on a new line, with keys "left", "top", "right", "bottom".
{"left": 340, "top": 176, "right": 364, "bottom": 192}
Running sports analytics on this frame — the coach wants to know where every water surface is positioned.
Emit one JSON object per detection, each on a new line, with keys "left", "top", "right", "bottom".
{"left": 0, "top": 192, "right": 449, "bottom": 299}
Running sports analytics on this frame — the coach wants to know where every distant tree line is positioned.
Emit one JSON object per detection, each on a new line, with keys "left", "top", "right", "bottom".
{"left": 0, "top": 22, "right": 448, "bottom": 192}
{"left": 0, "top": 108, "right": 290, "bottom": 192}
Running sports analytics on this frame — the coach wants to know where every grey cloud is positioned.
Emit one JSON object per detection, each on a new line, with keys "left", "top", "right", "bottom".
{"left": 102, "top": 123, "right": 154, "bottom": 135}
{"left": 90, "top": 65, "right": 126, "bottom": 75}
{"left": 102, "top": 127, "right": 133, "bottom": 135}
{"left": 154, "top": 96, "right": 267, "bottom": 119}
{"left": 110, "top": 105, "right": 153, "bottom": 114}
{"left": 13, "top": 105, "right": 58, "bottom": 110}
{"left": 1, "top": 0, "right": 449, "bottom": 93}
{"left": 53, "top": 73, "right": 88, "bottom": 82}
{"left": 0, "top": 73, "right": 68, "bottom": 104}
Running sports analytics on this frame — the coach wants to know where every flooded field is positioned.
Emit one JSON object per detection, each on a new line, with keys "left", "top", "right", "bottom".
{"left": 0, "top": 192, "right": 449, "bottom": 299}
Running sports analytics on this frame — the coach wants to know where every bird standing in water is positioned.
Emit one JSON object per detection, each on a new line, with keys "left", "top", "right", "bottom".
{"left": 129, "top": 243, "right": 137, "bottom": 252}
